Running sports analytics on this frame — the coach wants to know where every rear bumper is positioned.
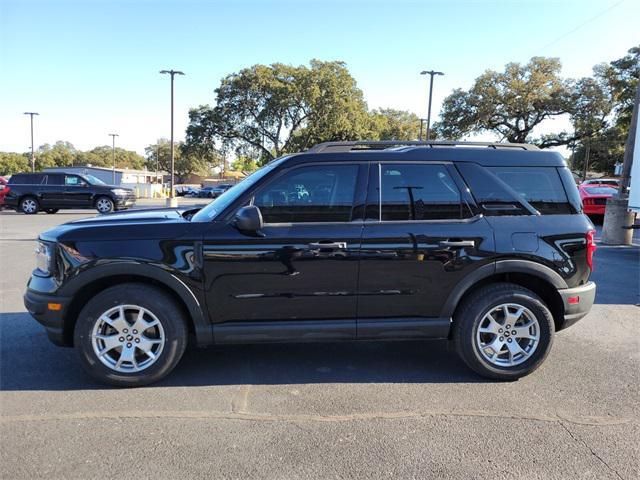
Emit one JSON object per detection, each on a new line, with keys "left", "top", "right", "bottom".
{"left": 23, "top": 287, "right": 71, "bottom": 347}
{"left": 557, "top": 281, "right": 596, "bottom": 331}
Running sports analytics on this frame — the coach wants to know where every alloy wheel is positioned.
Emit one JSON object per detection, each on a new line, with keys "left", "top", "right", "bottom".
{"left": 22, "top": 199, "right": 37, "bottom": 213}
{"left": 476, "top": 303, "right": 540, "bottom": 367}
{"left": 91, "top": 305, "right": 165, "bottom": 373}
{"left": 96, "top": 198, "right": 113, "bottom": 213}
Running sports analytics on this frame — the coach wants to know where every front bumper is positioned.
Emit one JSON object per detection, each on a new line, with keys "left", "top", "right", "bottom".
{"left": 557, "top": 281, "right": 596, "bottom": 331}
{"left": 23, "top": 284, "right": 71, "bottom": 347}
{"left": 114, "top": 194, "right": 136, "bottom": 209}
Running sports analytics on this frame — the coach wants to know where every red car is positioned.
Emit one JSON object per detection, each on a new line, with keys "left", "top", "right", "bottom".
{"left": 0, "top": 177, "right": 8, "bottom": 209}
{"left": 579, "top": 183, "right": 617, "bottom": 215}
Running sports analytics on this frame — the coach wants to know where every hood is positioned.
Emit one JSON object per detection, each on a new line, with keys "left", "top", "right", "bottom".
{"left": 39, "top": 208, "right": 193, "bottom": 242}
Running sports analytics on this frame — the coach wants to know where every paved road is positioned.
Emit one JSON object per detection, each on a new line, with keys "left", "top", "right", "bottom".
{"left": 1, "top": 209, "right": 638, "bottom": 479}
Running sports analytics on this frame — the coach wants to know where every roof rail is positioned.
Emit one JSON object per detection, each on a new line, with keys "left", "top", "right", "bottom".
{"left": 307, "top": 140, "right": 539, "bottom": 153}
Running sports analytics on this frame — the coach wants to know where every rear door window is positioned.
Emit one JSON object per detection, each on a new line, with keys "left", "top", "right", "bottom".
{"left": 376, "top": 164, "right": 473, "bottom": 221}
{"left": 46, "top": 174, "right": 64, "bottom": 185}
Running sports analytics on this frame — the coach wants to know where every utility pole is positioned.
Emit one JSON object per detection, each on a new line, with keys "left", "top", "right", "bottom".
{"left": 24, "top": 112, "right": 39, "bottom": 172}
{"left": 419, "top": 119, "right": 425, "bottom": 141}
{"left": 159, "top": 69, "right": 184, "bottom": 205}
{"left": 602, "top": 81, "right": 639, "bottom": 245}
{"left": 582, "top": 142, "right": 590, "bottom": 182}
{"left": 108, "top": 133, "right": 119, "bottom": 184}
{"left": 420, "top": 70, "right": 444, "bottom": 140}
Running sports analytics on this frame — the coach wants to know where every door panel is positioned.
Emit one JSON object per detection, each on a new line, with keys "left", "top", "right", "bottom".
{"left": 203, "top": 223, "right": 363, "bottom": 324}
{"left": 357, "top": 162, "right": 495, "bottom": 319}
{"left": 64, "top": 175, "right": 92, "bottom": 207}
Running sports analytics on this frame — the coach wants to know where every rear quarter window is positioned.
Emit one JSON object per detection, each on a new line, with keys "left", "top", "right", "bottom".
{"left": 488, "top": 166, "right": 575, "bottom": 215}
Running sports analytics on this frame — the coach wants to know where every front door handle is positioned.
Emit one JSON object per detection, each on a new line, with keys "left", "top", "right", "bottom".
{"left": 439, "top": 240, "right": 475, "bottom": 248}
{"left": 308, "top": 241, "right": 347, "bottom": 250}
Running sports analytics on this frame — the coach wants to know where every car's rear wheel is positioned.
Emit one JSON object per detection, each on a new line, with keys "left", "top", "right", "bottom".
{"left": 95, "top": 196, "right": 114, "bottom": 214}
{"left": 20, "top": 196, "right": 40, "bottom": 214}
{"left": 45, "top": 208, "right": 59, "bottom": 214}
{"left": 74, "top": 283, "right": 188, "bottom": 387}
{"left": 453, "top": 283, "right": 554, "bottom": 381}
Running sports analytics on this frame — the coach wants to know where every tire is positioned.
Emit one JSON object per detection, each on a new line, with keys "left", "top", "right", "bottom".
{"left": 74, "top": 283, "right": 188, "bottom": 387}
{"left": 45, "top": 208, "right": 59, "bottom": 214}
{"left": 20, "top": 196, "right": 40, "bottom": 214}
{"left": 95, "top": 196, "right": 114, "bottom": 214}
{"left": 453, "top": 282, "right": 554, "bottom": 381}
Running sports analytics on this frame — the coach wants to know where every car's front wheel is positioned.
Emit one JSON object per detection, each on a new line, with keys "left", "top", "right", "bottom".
{"left": 74, "top": 283, "right": 188, "bottom": 386}
{"left": 453, "top": 283, "right": 554, "bottom": 381}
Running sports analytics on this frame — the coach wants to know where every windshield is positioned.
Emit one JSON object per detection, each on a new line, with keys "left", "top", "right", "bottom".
{"left": 191, "top": 157, "right": 288, "bottom": 222}
{"left": 84, "top": 174, "right": 106, "bottom": 185}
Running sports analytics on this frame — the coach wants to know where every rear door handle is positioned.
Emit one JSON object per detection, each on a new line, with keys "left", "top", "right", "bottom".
{"left": 308, "top": 241, "right": 347, "bottom": 250}
{"left": 439, "top": 240, "right": 475, "bottom": 248}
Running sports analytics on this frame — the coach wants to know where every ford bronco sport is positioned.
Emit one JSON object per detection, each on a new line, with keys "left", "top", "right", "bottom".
{"left": 24, "top": 141, "right": 596, "bottom": 386}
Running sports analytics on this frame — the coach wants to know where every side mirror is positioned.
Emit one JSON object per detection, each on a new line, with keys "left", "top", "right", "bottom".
{"left": 233, "top": 205, "right": 264, "bottom": 236}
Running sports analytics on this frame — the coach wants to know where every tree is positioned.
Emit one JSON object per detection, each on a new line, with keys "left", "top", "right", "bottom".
{"left": 185, "top": 60, "right": 371, "bottom": 164}
{"left": 434, "top": 57, "right": 612, "bottom": 147}
{"left": 76, "top": 146, "right": 146, "bottom": 170}
{"left": 0, "top": 152, "right": 30, "bottom": 175}
{"left": 368, "top": 108, "right": 421, "bottom": 141}
{"left": 570, "top": 45, "right": 639, "bottom": 173}
{"left": 144, "top": 139, "right": 213, "bottom": 182}
{"left": 35, "top": 141, "right": 78, "bottom": 170}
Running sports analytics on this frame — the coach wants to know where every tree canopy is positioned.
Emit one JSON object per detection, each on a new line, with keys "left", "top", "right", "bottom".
{"left": 144, "top": 138, "right": 220, "bottom": 181}
{"left": 434, "top": 56, "right": 613, "bottom": 147}
{"left": 185, "top": 60, "right": 416, "bottom": 165}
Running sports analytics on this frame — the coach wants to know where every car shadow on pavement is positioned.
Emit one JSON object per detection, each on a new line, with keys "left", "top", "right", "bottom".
{"left": 0, "top": 311, "right": 483, "bottom": 391}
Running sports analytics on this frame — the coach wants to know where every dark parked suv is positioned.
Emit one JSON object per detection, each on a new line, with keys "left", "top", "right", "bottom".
{"left": 23, "top": 141, "right": 596, "bottom": 386}
{"left": 5, "top": 172, "right": 135, "bottom": 214}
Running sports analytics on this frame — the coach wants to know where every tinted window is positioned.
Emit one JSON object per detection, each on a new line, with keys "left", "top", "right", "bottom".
{"left": 65, "top": 175, "right": 85, "bottom": 186}
{"left": 9, "top": 173, "right": 44, "bottom": 184}
{"left": 254, "top": 164, "right": 359, "bottom": 223}
{"left": 379, "top": 164, "right": 471, "bottom": 221}
{"left": 489, "top": 167, "right": 572, "bottom": 214}
{"left": 46, "top": 174, "right": 64, "bottom": 185}
{"left": 584, "top": 186, "right": 616, "bottom": 195}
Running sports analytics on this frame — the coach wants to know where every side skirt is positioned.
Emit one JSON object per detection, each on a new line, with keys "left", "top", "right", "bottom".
{"left": 212, "top": 317, "right": 451, "bottom": 345}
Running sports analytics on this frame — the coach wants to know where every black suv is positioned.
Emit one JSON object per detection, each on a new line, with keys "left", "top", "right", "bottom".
{"left": 23, "top": 141, "right": 596, "bottom": 386}
{"left": 5, "top": 172, "right": 135, "bottom": 214}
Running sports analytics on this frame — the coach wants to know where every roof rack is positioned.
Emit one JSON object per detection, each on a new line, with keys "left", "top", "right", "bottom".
{"left": 307, "top": 140, "right": 539, "bottom": 153}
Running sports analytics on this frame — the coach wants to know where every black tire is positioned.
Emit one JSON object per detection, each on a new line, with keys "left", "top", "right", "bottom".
{"left": 20, "top": 196, "right": 40, "bottom": 214}
{"left": 74, "top": 283, "right": 188, "bottom": 387}
{"left": 95, "top": 196, "right": 114, "bottom": 214}
{"left": 45, "top": 208, "right": 59, "bottom": 214}
{"left": 453, "top": 282, "right": 554, "bottom": 381}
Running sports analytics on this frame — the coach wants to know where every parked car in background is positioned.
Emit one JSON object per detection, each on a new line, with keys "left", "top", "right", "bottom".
{"left": 5, "top": 172, "right": 135, "bottom": 214}
{"left": 581, "top": 178, "right": 620, "bottom": 188}
{"left": 198, "top": 184, "right": 234, "bottom": 198}
{"left": 0, "top": 176, "right": 8, "bottom": 209}
{"left": 579, "top": 183, "right": 617, "bottom": 216}
{"left": 24, "top": 140, "right": 596, "bottom": 386}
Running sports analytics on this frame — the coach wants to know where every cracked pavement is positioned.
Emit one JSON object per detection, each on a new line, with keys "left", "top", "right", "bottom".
{"left": 1, "top": 210, "right": 639, "bottom": 479}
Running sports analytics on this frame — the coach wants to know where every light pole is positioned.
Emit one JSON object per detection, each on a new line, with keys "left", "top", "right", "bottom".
{"left": 159, "top": 69, "right": 184, "bottom": 202}
{"left": 420, "top": 70, "right": 444, "bottom": 141}
{"left": 108, "top": 133, "right": 119, "bottom": 184}
{"left": 24, "top": 112, "right": 39, "bottom": 171}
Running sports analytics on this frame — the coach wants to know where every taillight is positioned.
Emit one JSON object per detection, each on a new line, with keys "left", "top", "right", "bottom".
{"left": 586, "top": 229, "right": 596, "bottom": 272}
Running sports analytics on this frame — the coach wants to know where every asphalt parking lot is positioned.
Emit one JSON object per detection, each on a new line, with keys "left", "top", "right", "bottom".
{"left": 1, "top": 206, "right": 639, "bottom": 479}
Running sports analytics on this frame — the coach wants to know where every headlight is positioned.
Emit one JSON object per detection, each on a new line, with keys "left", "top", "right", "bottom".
{"left": 111, "top": 188, "right": 129, "bottom": 196}
{"left": 35, "top": 241, "right": 54, "bottom": 275}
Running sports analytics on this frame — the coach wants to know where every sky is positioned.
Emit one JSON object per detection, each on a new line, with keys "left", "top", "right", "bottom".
{"left": 0, "top": 0, "right": 638, "bottom": 156}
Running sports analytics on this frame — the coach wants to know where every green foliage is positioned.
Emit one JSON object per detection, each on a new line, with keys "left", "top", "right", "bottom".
{"left": 76, "top": 146, "right": 145, "bottom": 170}
{"left": 368, "top": 108, "right": 421, "bottom": 141}
{"left": 185, "top": 60, "right": 372, "bottom": 163}
{"left": 0, "top": 152, "right": 30, "bottom": 175}
{"left": 434, "top": 56, "right": 612, "bottom": 147}
{"left": 230, "top": 156, "right": 258, "bottom": 172}
{"left": 570, "top": 45, "right": 639, "bottom": 173}
{"left": 144, "top": 138, "right": 215, "bottom": 181}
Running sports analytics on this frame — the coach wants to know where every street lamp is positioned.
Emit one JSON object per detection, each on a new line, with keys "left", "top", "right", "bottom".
{"left": 108, "top": 133, "right": 119, "bottom": 184}
{"left": 24, "top": 112, "right": 39, "bottom": 171}
{"left": 159, "top": 69, "right": 185, "bottom": 201}
{"left": 420, "top": 70, "right": 444, "bottom": 141}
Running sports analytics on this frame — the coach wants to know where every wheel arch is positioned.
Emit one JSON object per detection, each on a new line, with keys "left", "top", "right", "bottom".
{"left": 59, "top": 263, "right": 211, "bottom": 346}
{"left": 442, "top": 260, "right": 566, "bottom": 336}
